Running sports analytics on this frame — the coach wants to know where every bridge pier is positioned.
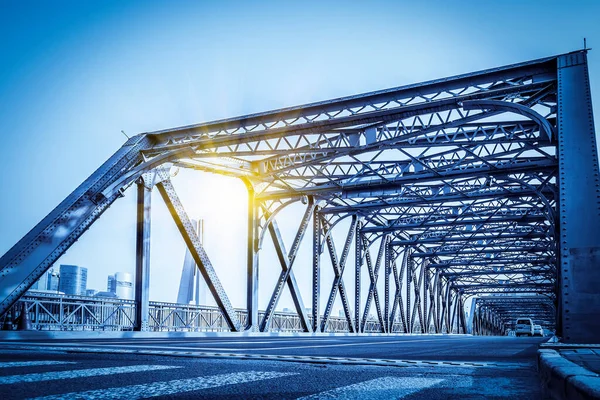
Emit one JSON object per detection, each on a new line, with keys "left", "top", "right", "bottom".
{"left": 557, "top": 51, "right": 600, "bottom": 343}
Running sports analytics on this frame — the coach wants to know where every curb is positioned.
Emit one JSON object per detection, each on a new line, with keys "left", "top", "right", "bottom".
{"left": 538, "top": 349, "right": 600, "bottom": 399}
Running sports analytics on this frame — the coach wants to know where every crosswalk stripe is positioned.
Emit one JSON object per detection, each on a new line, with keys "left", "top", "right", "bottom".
{"left": 0, "top": 365, "right": 178, "bottom": 385}
{"left": 297, "top": 376, "right": 445, "bottom": 399}
{"left": 32, "top": 371, "right": 297, "bottom": 400}
{"left": 0, "top": 361, "right": 77, "bottom": 368}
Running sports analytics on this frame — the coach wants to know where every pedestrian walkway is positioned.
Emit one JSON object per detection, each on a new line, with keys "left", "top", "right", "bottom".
{"left": 538, "top": 344, "right": 600, "bottom": 399}
{"left": 559, "top": 347, "right": 600, "bottom": 375}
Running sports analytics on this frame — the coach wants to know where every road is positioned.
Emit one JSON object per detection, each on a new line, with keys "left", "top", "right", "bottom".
{"left": 0, "top": 335, "right": 546, "bottom": 399}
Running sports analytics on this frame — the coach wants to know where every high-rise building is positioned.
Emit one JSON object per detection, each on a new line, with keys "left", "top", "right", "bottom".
{"left": 107, "top": 275, "right": 116, "bottom": 293}
{"left": 107, "top": 272, "right": 134, "bottom": 300}
{"left": 46, "top": 268, "right": 60, "bottom": 292}
{"left": 114, "top": 272, "right": 133, "bottom": 300}
{"left": 58, "top": 264, "right": 87, "bottom": 296}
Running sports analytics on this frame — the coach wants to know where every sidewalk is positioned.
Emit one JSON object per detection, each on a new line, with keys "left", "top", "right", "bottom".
{"left": 539, "top": 342, "right": 600, "bottom": 399}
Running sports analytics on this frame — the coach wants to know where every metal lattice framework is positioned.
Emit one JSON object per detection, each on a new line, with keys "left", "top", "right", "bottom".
{"left": 1, "top": 50, "right": 599, "bottom": 340}
{"left": 472, "top": 296, "right": 556, "bottom": 336}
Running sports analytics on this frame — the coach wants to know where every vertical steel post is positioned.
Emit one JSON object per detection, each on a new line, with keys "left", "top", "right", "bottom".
{"left": 557, "top": 51, "right": 600, "bottom": 343}
{"left": 134, "top": 179, "right": 151, "bottom": 332}
{"left": 312, "top": 206, "right": 321, "bottom": 332}
{"left": 406, "top": 251, "right": 412, "bottom": 333}
{"left": 354, "top": 220, "right": 362, "bottom": 333}
{"left": 246, "top": 184, "right": 259, "bottom": 331}
{"left": 384, "top": 235, "right": 391, "bottom": 333}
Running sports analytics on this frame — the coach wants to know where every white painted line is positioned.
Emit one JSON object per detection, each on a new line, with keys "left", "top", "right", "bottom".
{"left": 0, "top": 361, "right": 76, "bottom": 368}
{"left": 32, "top": 371, "right": 297, "bottom": 400}
{"left": 37, "top": 338, "right": 344, "bottom": 346}
{"left": 19, "top": 337, "right": 464, "bottom": 353}
{"left": 237, "top": 338, "right": 465, "bottom": 351}
{"left": 0, "top": 365, "right": 178, "bottom": 385}
{"left": 297, "top": 376, "right": 444, "bottom": 399}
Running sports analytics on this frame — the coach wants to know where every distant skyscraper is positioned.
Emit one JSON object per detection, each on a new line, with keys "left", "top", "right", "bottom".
{"left": 114, "top": 272, "right": 133, "bottom": 300}
{"left": 46, "top": 268, "right": 60, "bottom": 291}
{"left": 177, "top": 219, "right": 208, "bottom": 305}
{"left": 107, "top": 272, "right": 134, "bottom": 300}
{"left": 58, "top": 265, "right": 87, "bottom": 296}
{"left": 107, "top": 275, "right": 116, "bottom": 293}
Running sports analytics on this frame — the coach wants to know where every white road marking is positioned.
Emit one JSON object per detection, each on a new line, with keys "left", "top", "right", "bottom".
{"left": 32, "top": 371, "right": 297, "bottom": 400}
{"left": 15, "top": 337, "right": 463, "bottom": 353}
{"left": 0, "top": 338, "right": 343, "bottom": 347}
{"left": 0, "top": 361, "right": 76, "bottom": 368}
{"left": 0, "top": 365, "right": 178, "bottom": 385}
{"left": 233, "top": 338, "right": 465, "bottom": 352}
{"left": 297, "top": 376, "right": 444, "bottom": 399}
{"left": 27, "top": 338, "right": 344, "bottom": 347}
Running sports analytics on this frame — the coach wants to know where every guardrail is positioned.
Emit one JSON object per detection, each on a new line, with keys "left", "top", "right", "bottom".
{"left": 0, "top": 293, "right": 407, "bottom": 333}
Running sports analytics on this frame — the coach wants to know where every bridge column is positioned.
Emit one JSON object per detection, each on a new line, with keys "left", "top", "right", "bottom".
{"left": 134, "top": 178, "right": 151, "bottom": 331}
{"left": 246, "top": 184, "right": 259, "bottom": 331}
{"left": 354, "top": 220, "right": 362, "bottom": 333}
{"left": 384, "top": 235, "right": 391, "bottom": 333}
{"left": 557, "top": 51, "right": 600, "bottom": 343}
{"left": 312, "top": 205, "right": 321, "bottom": 332}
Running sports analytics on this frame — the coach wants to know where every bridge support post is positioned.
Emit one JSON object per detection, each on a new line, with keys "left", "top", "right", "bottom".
{"left": 354, "top": 220, "right": 362, "bottom": 333}
{"left": 384, "top": 236, "right": 391, "bottom": 333}
{"left": 134, "top": 179, "right": 151, "bottom": 331}
{"left": 245, "top": 185, "right": 259, "bottom": 331}
{"left": 557, "top": 51, "right": 600, "bottom": 343}
{"left": 312, "top": 205, "right": 321, "bottom": 332}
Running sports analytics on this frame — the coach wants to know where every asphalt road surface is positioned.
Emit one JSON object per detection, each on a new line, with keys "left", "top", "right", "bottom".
{"left": 0, "top": 335, "right": 546, "bottom": 399}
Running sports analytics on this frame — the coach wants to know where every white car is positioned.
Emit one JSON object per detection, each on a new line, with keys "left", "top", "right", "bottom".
{"left": 533, "top": 325, "right": 544, "bottom": 337}
{"left": 515, "top": 318, "right": 534, "bottom": 337}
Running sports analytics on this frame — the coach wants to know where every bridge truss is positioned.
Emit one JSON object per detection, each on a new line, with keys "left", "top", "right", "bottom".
{"left": 472, "top": 296, "right": 556, "bottom": 336}
{"left": 1, "top": 50, "right": 599, "bottom": 341}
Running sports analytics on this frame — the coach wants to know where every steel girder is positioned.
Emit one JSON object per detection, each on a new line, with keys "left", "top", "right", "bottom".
{"left": 2, "top": 51, "right": 597, "bottom": 337}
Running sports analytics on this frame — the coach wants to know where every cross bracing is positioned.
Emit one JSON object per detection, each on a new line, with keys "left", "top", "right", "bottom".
{"left": 1, "top": 50, "right": 599, "bottom": 340}
{"left": 472, "top": 296, "right": 556, "bottom": 336}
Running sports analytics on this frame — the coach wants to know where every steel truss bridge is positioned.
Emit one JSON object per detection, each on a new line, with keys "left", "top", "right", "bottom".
{"left": 471, "top": 295, "right": 556, "bottom": 336}
{"left": 1, "top": 50, "right": 599, "bottom": 342}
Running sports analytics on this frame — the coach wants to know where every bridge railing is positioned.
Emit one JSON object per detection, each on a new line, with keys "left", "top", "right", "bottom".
{"left": 1, "top": 293, "right": 396, "bottom": 333}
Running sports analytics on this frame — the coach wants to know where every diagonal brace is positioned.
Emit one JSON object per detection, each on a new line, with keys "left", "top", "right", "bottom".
{"left": 260, "top": 200, "right": 314, "bottom": 332}
{"left": 156, "top": 179, "right": 241, "bottom": 332}
{"left": 320, "top": 215, "right": 357, "bottom": 332}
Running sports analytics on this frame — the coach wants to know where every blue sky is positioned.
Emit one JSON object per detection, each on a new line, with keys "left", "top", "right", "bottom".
{"left": 0, "top": 1, "right": 599, "bottom": 310}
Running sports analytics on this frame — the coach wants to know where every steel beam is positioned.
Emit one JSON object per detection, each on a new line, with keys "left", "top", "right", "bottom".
{"left": 134, "top": 179, "right": 151, "bottom": 331}
{"left": 156, "top": 179, "right": 241, "bottom": 331}
{"left": 312, "top": 205, "right": 321, "bottom": 332}
{"left": 0, "top": 135, "right": 151, "bottom": 317}
{"left": 245, "top": 182, "right": 259, "bottom": 331}
{"left": 260, "top": 200, "right": 314, "bottom": 332}
{"left": 320, "top": 215, "right": 357, "bottom": 333}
